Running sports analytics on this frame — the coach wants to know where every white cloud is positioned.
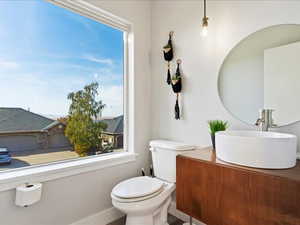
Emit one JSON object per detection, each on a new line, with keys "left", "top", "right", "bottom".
{"left": 0, "top": 56, "right": 123, "bottom": 117}
{"left": 94, "top": 70, "right": 123, "bottom": 86}
{"left": 83, "top": 54, "right": 114, "bottom": 66}
{"left": 101, "top": 85, "right": 123, "bottom": 117}
{"left": 0, "top": 59, "right": 19, "bottom": 69}
{"left": 0, "top": 72, "right": 88, "bottom": 116}
{"left": 0, "top": 71, "right": 123, "bottom": 117}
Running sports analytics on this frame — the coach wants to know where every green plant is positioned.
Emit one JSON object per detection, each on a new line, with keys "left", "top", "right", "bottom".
{"left": 208, "top": 120, "right": 228, "bottom": 136}
{"left": 65, "top": 82, "right": 107, "bottom": 156}
{"left": 171, "top": 75, "right": 180, "bottom": 80}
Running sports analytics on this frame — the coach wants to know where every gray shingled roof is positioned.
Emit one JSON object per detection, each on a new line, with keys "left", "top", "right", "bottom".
{"left": 101, "top": 115, "right": 123, "bottom": 134}
{"left": 0, "top": 108, "right": 55, "bottom": 132}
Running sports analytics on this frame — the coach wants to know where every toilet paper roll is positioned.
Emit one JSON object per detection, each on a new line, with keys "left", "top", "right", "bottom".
{"left": 15, "top": 183, "right": 42, "bottom": 207}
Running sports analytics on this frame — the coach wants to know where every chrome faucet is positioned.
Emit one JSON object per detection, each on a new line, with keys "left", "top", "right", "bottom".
{"left": 255, "top": 109, "right": 277, "bottom": 131}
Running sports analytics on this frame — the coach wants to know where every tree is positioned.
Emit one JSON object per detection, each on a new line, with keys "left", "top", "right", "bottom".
{"left": 65, "top": 82, "right": 107, "bottom": 156}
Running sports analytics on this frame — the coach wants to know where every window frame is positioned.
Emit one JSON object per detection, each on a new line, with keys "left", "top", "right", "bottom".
{"left": 0, "top": 0, "right": 136, "bottom": 191}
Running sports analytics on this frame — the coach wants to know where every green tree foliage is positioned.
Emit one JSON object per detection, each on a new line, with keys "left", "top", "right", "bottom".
{"left": 65, "top": 82, "right": 107, "bottom": 156}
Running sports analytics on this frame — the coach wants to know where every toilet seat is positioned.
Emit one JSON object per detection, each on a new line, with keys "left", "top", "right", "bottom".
{"left": 112, "top": 186, "right": 165, "bottom": 203}
{"left": 111, "top": 176, "right": 165, "bottom": 203}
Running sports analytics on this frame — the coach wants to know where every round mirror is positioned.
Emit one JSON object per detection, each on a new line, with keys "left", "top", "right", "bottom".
{"left": 218, "top": 24, "right": 300, "bottom": 126}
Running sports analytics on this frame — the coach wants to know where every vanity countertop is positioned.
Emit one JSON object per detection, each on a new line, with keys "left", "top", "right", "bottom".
{"left": 179, "top": 147, "right": 300, "bottom": 182}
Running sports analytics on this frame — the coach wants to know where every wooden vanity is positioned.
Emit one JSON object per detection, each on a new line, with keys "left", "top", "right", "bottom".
{"left": 176, "top": 147, "right": 300, "bottom": 225}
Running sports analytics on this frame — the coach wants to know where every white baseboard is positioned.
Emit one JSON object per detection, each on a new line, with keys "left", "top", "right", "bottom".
{"left": 168, "top": 201, "right": 206, "bottom": 225}
{"left": 71, "top": 200, "right": 205, "bottom": 225}
{"left": 70, "top": 207, "right": 124, "bottom": 225}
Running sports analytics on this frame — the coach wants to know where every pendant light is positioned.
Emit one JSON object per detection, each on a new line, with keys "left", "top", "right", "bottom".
{"left": 202, "top": 0, "right": 209, "bottom": 36}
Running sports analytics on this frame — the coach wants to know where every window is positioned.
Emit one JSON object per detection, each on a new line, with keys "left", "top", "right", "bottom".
{"left": 0, "top": 0, "right": 129, "bottom": 172}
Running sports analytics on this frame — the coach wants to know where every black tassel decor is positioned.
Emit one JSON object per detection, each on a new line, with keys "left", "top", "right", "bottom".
{"left": 167, "top": 65, "right": 171, "bottom": 85}
{"left": 172, "top": 59, "right": 182, "bottom": 120}
{"left": 175, "top": 94, "right": 180, "bottom": 120}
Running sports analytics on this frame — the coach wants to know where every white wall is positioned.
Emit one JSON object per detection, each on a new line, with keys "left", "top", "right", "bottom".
{"left": 151, "top": 0, "right": 300, "bottom": 151}
{"left": 0, "top": 1, "right": 152, "bottom": 225}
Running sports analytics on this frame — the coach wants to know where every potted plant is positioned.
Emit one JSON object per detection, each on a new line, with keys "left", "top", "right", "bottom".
{"left": 208, "top": 120, "right": 228, "bottom": 150}
{"left": 171, "top": 75, "right": 182, "bottom": 93}
{"left": 171, "top": 75, "right": 180, "bottom": 85}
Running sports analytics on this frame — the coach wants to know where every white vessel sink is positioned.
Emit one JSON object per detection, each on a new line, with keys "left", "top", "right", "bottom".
{"left": 215, "top": 131, "right": 297, "bottom": 169}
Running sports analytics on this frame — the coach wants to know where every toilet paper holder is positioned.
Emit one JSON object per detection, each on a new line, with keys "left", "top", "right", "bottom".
{"left": 15, "top": 183, "right": 42, "bottom": 207}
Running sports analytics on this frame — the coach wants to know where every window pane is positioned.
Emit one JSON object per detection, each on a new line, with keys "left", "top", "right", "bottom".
{"left": 0, "top": 0, "right": 124, "bottom": 171}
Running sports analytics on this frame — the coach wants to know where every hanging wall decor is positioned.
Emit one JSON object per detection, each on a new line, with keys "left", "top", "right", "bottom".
{"left": 162, "top": 32, "right": 184, "bottom": 120}
{"left": 172, "top": 59, "right": 182, "bottom": 120}
{"left": 163, "top": 31, "right": 174, "bottom": 85}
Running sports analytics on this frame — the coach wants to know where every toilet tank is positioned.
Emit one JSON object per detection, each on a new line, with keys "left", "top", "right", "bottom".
{"left": 149, "top": 140, "right": 195, "bottom": 183}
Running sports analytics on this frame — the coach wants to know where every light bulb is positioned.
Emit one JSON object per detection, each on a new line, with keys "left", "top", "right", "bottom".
{"left": 202, "top": 16, "right": 209, "bottom": 37}
{"left": 202, "top": 26, "right": 208, "bottom": 36}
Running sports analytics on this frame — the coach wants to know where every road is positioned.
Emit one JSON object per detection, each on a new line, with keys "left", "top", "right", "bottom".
{"left": 0, "top": 150, "right": 78, "bottom": 171}
{"left": 0, "top": 148, "right": 124, "bottom": 171}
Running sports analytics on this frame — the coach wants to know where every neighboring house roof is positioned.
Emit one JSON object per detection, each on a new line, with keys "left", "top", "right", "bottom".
{"left": 42, "top": 120, "right": 65, "bottom": 131}
{"left": 0, "top": 108, "right": 55, "bottom": 133}
{"left": 101, "top": 115, "right": 123, "bottom": 134}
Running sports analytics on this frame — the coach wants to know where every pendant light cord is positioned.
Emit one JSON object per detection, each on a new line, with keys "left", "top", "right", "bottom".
{"left": 204, "top": 0, "right": 207, "bottom": 18}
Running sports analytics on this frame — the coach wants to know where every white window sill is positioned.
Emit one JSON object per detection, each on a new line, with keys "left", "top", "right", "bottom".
{"left": 0, "top": 152, "right": 137, "bottom": 192}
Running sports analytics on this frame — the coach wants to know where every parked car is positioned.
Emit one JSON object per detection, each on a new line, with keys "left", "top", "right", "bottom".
{"left": 0, "top": 148, "right": 11, "bottom": 165}
{"left": 0, "top": 148, "right": 9, "bottom": 155}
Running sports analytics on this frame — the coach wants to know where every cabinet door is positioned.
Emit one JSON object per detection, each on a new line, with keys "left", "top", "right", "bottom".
{"left": 218, "top": 166, "right": 300, "bottom": 225}
{"left": 247, "top": 172, "right": 300, "bottom": 225}
{"left": 216, "top": 165, "right": 258, "bottom": 225}
{"left": 177, "top": 156, "right": 220, "bottom": 225}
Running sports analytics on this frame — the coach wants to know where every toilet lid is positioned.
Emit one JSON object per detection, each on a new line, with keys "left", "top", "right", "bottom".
{"left": 111, "top": 187, "right": 164, "bottom": 203}
{"left": 112, "top": 176, "right": 164, "bottom": 199}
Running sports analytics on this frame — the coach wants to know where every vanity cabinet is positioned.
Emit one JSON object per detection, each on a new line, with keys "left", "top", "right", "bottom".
{"left": 176, "top": 148, "right": 300, "bottom": 225}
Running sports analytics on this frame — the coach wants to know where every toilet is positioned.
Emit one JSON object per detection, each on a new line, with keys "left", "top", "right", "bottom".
{"left": 111, "top": 140, "right": 195, "bottom": 225}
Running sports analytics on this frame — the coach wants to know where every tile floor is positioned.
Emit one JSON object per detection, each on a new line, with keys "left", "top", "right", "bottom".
{"left": 108, "top": 214, "right": 184, "bottom": 225}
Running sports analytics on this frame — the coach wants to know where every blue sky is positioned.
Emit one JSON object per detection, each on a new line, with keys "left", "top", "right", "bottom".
{"left": 0, "top": 0, "right": 124, "bottom": 118}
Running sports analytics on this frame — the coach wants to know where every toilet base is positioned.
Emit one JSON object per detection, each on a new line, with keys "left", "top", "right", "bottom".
{"left": 125, "top": 196, "right": 171, "bottom": 225}
{"left": 126, "top": 216, "right": 169, "bottom": 225}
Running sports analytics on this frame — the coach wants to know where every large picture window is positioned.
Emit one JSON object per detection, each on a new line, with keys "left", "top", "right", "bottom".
{"left": 0, "top": 0, "right": 126, "bottom": 171}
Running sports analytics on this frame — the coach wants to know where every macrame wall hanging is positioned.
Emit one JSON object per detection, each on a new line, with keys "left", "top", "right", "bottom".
{"left": 163, "top": 31, "right": 174, "bottom": 85}
{"left": 172, "top": 59, "right": 182, "bottom": 120}
{"left": 163, "top": 31, "right": 183, "bottom": 120}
